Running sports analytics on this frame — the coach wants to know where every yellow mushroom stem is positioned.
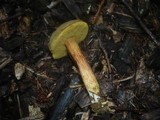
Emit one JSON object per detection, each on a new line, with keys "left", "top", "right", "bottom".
{"left": 65, "top": 38, "right": 100, "bottom": 95}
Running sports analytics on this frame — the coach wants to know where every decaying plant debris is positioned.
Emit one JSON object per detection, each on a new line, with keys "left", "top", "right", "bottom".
{"left": 0, "top": 0, "right": 160, "bottom": 120}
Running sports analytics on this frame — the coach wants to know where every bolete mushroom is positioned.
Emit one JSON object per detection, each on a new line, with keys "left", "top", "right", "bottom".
{"left": 48, "top": 20, "right": 100, "bottom": 102}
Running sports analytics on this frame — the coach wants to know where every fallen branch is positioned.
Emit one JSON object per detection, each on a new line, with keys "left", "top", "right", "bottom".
{"left": 121, "top": 0, "right": 159, "bottom": 46}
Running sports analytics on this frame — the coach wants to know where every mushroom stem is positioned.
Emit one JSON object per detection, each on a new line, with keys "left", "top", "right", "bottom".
{"left": 65, "top": 38, "right": 100, "bottom": 96}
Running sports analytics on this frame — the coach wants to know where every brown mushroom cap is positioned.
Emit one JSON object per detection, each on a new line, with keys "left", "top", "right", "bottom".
{"left": 48, "top": 20, "right": 89, "bottom": 59}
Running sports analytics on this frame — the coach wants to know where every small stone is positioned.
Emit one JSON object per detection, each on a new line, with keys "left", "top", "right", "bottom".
{"left": 14, "top": 63, "right": 25, "bottom": 80}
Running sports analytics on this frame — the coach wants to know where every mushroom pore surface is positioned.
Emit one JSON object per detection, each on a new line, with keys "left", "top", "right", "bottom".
{"left": 48, "top": 20, "right": 89, "bottom": 59}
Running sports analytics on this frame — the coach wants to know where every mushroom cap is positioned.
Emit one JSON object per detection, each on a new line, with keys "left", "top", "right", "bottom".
{"left": 48, "top": 20, "right": 89, "bottom": 59}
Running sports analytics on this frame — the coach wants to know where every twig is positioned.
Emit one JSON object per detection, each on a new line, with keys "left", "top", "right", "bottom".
{"left": 98, "top": 34, "right": 112, "bottom": 73}
{"left": 92, "top": 0, "right": 105, "bottom": 24}
{"left": 107, "top": 3, "right": 115, "bottom": 14}
{"left": 113, "top": 73, "right": 135, "bottom": 83}
{"left": 121, "top": 0, "right": 159, "bottom": 46}
{"left": 47, "top": 0, "right": 61, "bottom": 9}
{"left": 25, "top": 66, "right": 55, "bottom": 80}
{"left": 17, "top": 94, "right": 23, "bottom": 118}
{"left": 0, "top": 57, "right": 12, "bottom": 70}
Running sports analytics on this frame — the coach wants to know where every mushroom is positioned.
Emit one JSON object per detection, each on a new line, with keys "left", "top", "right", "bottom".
{"left": 48, "top": 20, "right": 100, "bottom": 103}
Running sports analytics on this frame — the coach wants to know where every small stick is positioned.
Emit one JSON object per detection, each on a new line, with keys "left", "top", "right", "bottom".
{"left": 92, "top": 0, "right": 105, "bottom": 24}
{"left": 107, "top": 3, "right": 115, "bottom": 14}
{"left": 113, "top": 73, "right": 135, "bottom": 83}
{"left": 25, "top": 66, "right": 55, "bottom": 80}
{"left": 17, "top": 94, "right": 23, "bottom": 118}
{"left": 121, "top": 0, "right": 159, "bottom": 46}
{"left": 98, "top": 35, "right": 112, "bottom": 73}
{"left": 0, "top": 57, "right": 12, "bottom": 70}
